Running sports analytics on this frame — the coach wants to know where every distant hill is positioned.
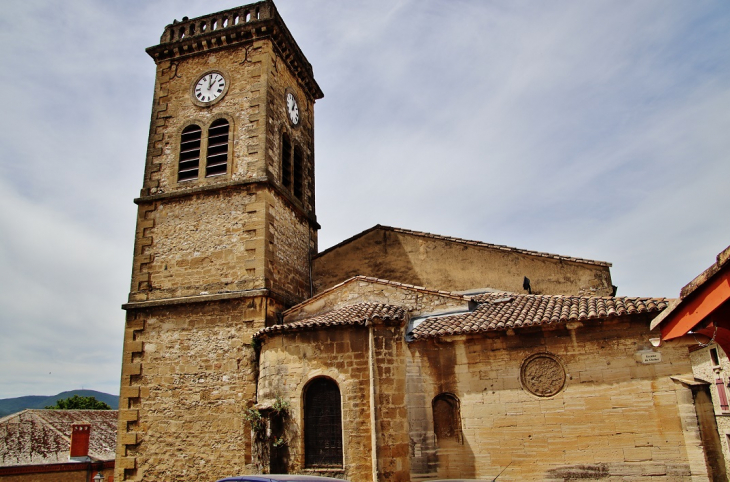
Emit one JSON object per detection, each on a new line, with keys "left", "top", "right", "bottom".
{"left": 0, "top": 390, "right": 119, "bottom": 418}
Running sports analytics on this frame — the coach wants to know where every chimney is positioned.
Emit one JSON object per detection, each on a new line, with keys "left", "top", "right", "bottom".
{"left": 69, "top": 423, "right": 91, "bottom": 461}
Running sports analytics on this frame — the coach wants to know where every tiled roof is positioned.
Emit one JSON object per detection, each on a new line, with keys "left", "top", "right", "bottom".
{"left": 0, "top": 409, "right": 117, "bottom": 466}
{"left": 316, "top": 225, "right": 611, "bottom": 267}
{"left": 255, "top": 302, "right": 407, "bottom": 340}
{"left": 410, "top": 292, "right": 668, "bottom": 340}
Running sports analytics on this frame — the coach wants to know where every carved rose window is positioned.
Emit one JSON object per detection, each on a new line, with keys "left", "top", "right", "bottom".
{"left": 520, "top": 353, "right": 566, "bottom": 397}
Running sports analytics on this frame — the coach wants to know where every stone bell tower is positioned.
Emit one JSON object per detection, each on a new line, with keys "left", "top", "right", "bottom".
{"left": 116, "top": 2, "right": 323, "bottom": 480}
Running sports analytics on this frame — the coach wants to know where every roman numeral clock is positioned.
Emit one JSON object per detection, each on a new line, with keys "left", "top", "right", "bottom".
{"left": 191, "top": 71, "right": 229, "bottom": 106}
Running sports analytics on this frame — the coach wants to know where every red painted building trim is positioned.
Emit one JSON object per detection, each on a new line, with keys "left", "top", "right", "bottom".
{"left": 660, "top": 269, "right": 730, "bottom": 341}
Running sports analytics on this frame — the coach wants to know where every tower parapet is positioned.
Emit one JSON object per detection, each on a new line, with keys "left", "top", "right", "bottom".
{"left": 147, "top": 0, "right": 323, "bottom": 101}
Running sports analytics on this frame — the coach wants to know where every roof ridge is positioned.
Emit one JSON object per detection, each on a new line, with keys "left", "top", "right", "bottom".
{"left": 385, "top": 226, "right": 612, "bottom": 266}
{"left": 315, "top": 224, "right": 612, "bottom": 267}
{"left": 473, "top": 291, "right": 667, "bottom": 303}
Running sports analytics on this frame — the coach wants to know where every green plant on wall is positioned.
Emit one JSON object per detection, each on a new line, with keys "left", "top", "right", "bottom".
{"left": 245, "top": 397, "right": 291, "bottom": 472}
{"left": 271, "top": 396, "right": 289, "bottom": 417}
{"left": 243, "top": 407, "right": 265, "bottom": 434}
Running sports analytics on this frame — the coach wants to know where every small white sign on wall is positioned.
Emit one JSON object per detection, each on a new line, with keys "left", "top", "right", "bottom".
{"left": 640, "top": 351, "right": 662, "bottom": 364}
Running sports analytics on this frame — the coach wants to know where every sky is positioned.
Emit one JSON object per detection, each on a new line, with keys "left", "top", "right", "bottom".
{"left": 0, "top": 0, "right": 728, "bottom": 399}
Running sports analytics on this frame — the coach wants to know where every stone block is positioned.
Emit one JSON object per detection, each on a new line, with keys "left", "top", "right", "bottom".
{"left": 623, "top": 447, "right": 652, "bottom": 462}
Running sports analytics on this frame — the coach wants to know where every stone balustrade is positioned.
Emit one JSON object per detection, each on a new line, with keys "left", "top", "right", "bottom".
{"left": 160, "top": 1, "right": 273, "bottom": 44}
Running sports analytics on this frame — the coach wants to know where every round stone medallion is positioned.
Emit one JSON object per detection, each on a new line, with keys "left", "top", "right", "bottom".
{"left": 520, "top": 353, "right": 566, "bottom": 397}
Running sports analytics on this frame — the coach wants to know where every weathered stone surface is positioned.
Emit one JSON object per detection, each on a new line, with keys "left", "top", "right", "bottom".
{"left": 313, "top": 226, "right": 614, "bottom": 296}
{"left": 118, "top": 3, "right": 321, "bottom": 481}
{"left": 255, "top": 306, "right": 705, "bottom": 481}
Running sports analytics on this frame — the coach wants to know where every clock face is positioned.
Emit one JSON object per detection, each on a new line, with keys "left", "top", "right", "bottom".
{"left": 286, "top": 92, "right": 300, "bottom": 125}
{"left": 194, "top": 72, "right": 226, "bottom": 104}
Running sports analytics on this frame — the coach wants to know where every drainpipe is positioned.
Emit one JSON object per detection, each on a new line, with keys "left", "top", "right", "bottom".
{"left": 368, "top": 324, "right": 378, "bottom": 482}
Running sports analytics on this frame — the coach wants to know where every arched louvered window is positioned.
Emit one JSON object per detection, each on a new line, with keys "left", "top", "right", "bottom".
{"left": 293, "top": 145, "right": 304, "bottom": 201}
{"left": 433, "top": 393, "right": 462, "bottom": 444}
{"left": 206, "top": 118, "right": 229, "bottom": 177}
{"left": 304, "top": 377, "right": 343, "bottom": 467}
{"left": 281, "top": 133, "right": 292, "bottom": 190}
{"left": 178, "top": 125, "right": 202, "bottom": 181}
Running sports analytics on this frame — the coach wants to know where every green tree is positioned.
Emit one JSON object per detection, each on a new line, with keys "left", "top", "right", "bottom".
{"left": 45, "top": 395, "right": 111, "bottom": 410}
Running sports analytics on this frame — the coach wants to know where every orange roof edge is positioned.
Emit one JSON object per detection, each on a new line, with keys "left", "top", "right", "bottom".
{"left": 660, "top": 269, "right": 730, "bottom": 340}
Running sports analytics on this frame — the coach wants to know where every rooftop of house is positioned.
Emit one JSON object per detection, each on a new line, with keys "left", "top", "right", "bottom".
{"left": 0, "top": 410, "right": 117, "bottom": 467}
{"left": 253, "top": 287, "right": 668, "bottom": 342}
{"left": 255, "top": 302, "right": 407, "bottom": 340}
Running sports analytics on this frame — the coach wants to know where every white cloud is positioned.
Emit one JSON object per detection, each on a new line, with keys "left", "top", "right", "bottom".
{"left": 0, "top": 0, "right": 728, "bottom": 397}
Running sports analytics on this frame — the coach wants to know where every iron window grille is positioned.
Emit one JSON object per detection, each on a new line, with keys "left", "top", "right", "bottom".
{"left": 304, "top": 378, "right": 343, "bottom": 467}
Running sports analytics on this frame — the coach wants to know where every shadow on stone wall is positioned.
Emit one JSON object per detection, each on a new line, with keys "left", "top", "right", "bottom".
{"left": 407, "top": 341, "right": 476, "bottom": 479}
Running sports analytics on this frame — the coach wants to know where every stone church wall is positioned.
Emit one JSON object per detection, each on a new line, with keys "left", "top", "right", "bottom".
{"left": 132, "top": 187, "right": 267, "bottom": 302}
{"left": 264, "top": 188, "right": 316, "bottom": 303}
{"left": 407, "top": 315, "right": 708, "bottom": 481}
{"left": 264, "top": 39, "right": 316, "bottom": 216}
{"left": 257, "top": 322, "right": 412, "bottom": 482}
{"left": 116, "top": 298, "right": 265, "bottom": 482}
{"left": 313, "top": 227, "right": 613, "bottom": 297}
{"left": 142, "top": 41, "right": 269, "bottom": 196}
{"left": 257, "top": 314, "right": 708, "bottom": 482}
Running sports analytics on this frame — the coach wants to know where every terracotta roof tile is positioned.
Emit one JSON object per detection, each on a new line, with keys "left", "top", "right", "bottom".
{"left": 410, "top": 292, "right": 668, "bottom": 340}
{"left": 255, "top": 302, "right": 407, "bottom": 340}
{"left": 0, "top": 410, "right": 117, "bottom": 466}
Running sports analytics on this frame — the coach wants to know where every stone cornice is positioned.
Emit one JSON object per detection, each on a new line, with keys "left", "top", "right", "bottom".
{"left": 145, "top": 0, "right": 323, "bottom": 101}
{"left": 123, "top": 289, "right": 269, "bottom": 310}
{"left": 123, "top": 285, "right": 302, "bottom": 310}
{"left": 134, "top": 176, "right": 320, "bottom": 229}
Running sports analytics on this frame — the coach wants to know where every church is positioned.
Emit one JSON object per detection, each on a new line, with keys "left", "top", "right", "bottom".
{"left": 116, "top": 2, "right": 727, "bottom": 481}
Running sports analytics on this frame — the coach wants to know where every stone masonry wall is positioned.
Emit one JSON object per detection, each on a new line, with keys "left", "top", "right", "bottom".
{"left": 257, "top": 321, "right": 412, "bottom": 482}
{"left": 116, "top": 297, "right": 265, "bottom": 482}
{"left": 143, "top": 41, "right": 270, "bottom": 196}
{"left": 131, "top": 187, "right": 266, "bottom": 302}
{"left": 264, "top": 188, "right": 316, "bottom": 303}
{"left": 257, "top": 326, "right": 374, "bottom": 482}
{"left": 131, "top": 37, "right": 317, "bottom": 306}
{"left": 407, "top": 316, "right": 708, "bottom": 481}
{"left": 265, "top": 44, "right": 316, "bottom": 215}
{"left": 313, "top": 228, "right": 613, "bottom": 296}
